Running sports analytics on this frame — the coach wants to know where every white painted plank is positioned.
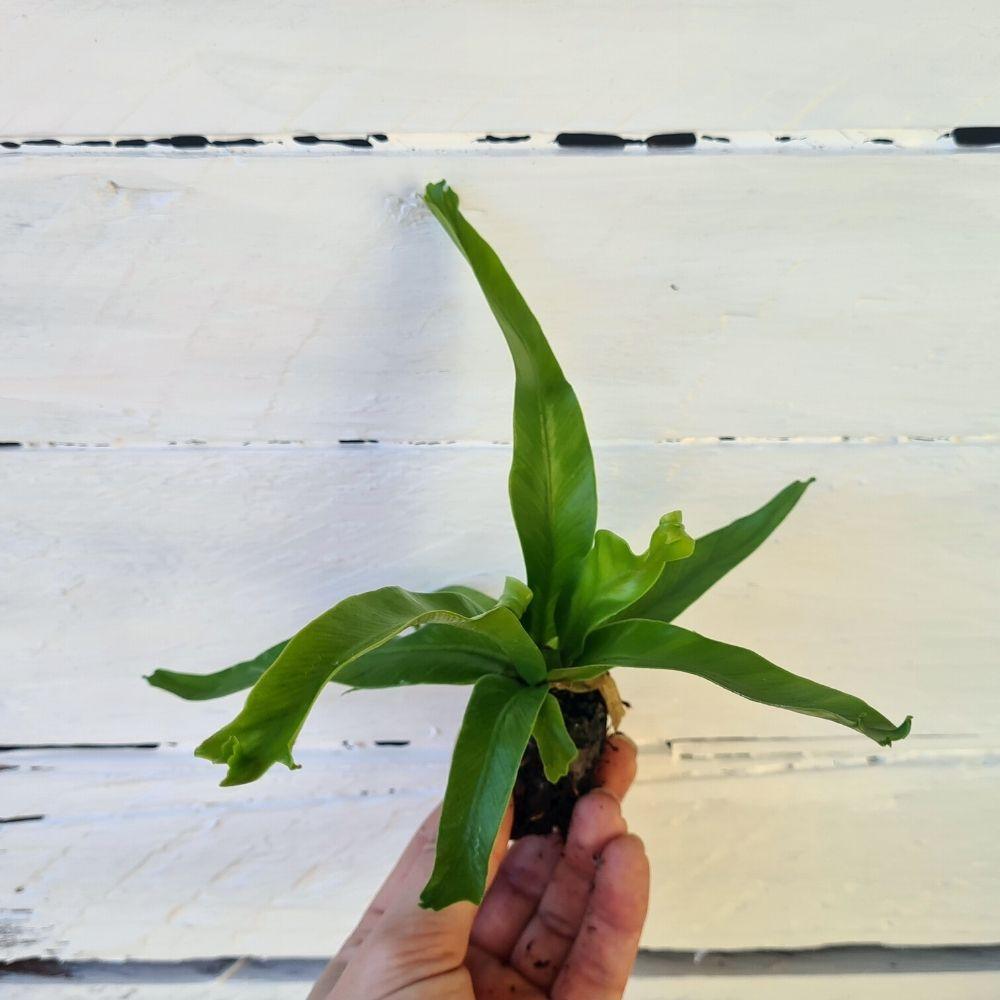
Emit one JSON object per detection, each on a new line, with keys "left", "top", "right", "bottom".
{"left": 2, "top": 154, "right": 998, "bottom": 443}
{"left": 2, "top": 442, "right": 994, "bottom": 746}
{"left": 3, "top": 743, "right": 999, "bottom": 958}
{"left": 624, "top": 972, "right": 1000, "bottom": 1000}
{"left": 1, "top": 0, "right": 998, "bottom": 134}
{"left": 2, "top": 985, "right": 308, "bottom": 1000}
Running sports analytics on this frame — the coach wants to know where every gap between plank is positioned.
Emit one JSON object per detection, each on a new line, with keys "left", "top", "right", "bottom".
{"left": 1, "top": 128, "right": 1000, "bottom": 157}
{"left": 4, "top": 945, "right": 1000, "bottom": 983}
{"left": 2, "top": 434, "right": 998, "bottom": 452}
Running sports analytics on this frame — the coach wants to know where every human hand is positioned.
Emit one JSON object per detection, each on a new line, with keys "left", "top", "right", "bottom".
{"left": 309, "top": 733, "right": 647, "bottom": 1000}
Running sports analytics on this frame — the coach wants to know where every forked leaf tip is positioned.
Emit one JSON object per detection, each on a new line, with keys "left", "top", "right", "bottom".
{"left": 883, "top": 714, "right": 913, "bottom": 746}
{"left": 423, "top": 179, "right": 454, "bottom": 206}
{"left": 866, "top": 713, "right": 912, "bottom": 747}
{"left": 204, "top": 733, "right": 235, "bottom": 762}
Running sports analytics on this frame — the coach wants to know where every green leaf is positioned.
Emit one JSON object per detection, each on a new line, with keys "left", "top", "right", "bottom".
{"left": 420, "top": 676, "right": 548, "bottom": 909}
{"left": 145, "top": 581, "right": 532, "bottom": 701}
{"left": 493, "top": 576, "right": 533, "bottom": 618}
{"left": 336, "top": 623, "right": 514, "bottom": 688}
{"left": 554, "top": 619, "right": 912, "bottom": 747}
{"left": 436, "top": 584, "right": 505, "bottom": 614}
{"left": 616, "top": 480, "right": 814, "bottom": 625}
{"left": 147, "top": 626, "right": 510, "bottom": 702}
{"left": 532, "top": 693, "right": 579, "bottom": 782}
{"left": 556, "top": 510, "right": 694, "bottom": 662}
{"left": 146, "top": 641, "right": 288, "bottom": 701}
{"left": 424, "top": 181, "right": 597, "bottom": 644}
{"left": 196, "top": 583, "right": 545, "bottom": 786}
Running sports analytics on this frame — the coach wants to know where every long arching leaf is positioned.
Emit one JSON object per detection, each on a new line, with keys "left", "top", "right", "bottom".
{"left": 145, "top": 581, "right": 530, "bottom": 701}
{"left": 424, "top": 181, "right": 597, "bottom": 644}
{"left": 615, "top": 480, "right": 814, "bottom": 625}
{"left": 420, "top": 676, "right": 548, "bottom": 910}
{"left": 197, "top": 583, "right": 545, "bottom": 785}
{"left": 146, "top": 622, "right": 515, "bottom": 701}
{"left": 553, "top": 619, "right": 911, "bottom": 746}
{"left": 146, "top": 641, "right": 288, "bottom": 701}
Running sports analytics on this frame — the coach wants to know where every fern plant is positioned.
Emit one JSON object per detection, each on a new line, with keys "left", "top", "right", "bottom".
{"left": 147, "top": 181, "right": 911, "bottom": 911}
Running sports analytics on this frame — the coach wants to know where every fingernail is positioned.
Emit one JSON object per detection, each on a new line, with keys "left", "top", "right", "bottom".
{"left": 609, "top": 732, "right": 637, "bottom": 751}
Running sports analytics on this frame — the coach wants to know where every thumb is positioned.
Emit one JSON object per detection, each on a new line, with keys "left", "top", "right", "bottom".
{"left": 330, "top": 802, "right": 513, "bottom": 999}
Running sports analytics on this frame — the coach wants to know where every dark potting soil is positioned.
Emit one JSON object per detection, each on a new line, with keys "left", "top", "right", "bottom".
{"left": 511, "top": 688, "right": 608, "bottom": 839}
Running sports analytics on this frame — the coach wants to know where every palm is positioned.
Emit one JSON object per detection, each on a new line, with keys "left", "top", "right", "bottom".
{"left": 315, "top": 735, "right": 647, "bottom": 1000}
{"left": 464, "top": 738, "right": 647, "bottom": 998}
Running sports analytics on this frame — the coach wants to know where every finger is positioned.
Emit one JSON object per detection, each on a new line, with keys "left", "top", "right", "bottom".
{"left": 467, "top": 732, "right": 638, "bottom": 967}
{"left": 307, "top": 805, "right": 442, "bottom": 999}
{"left": 465, "top": 942, "right": 539, "bottom": 998}
{"left": 552, "top": 833, "right": 650, "bottom": 1000}
{"left": 593, "top": 733, "right": 638, "bottom": 801}
{"left": 332, "top": 804, "right": 514, "bottom": 998}
{"left": 507, "top": 789, "right": 626, "bottom": 990}
{"left": 469, "top": 831, "right": 562, "bottom": 960}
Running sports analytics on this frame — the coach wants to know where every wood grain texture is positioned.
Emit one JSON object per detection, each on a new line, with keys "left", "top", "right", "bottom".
{"left": 3, "top": 739, "right": 998, "bottom": 960}
{"left": 3, "top": 12, "right": 997, "bottom": 968}
{"left": 1, "top": 0, "right": 999, "bottom": 134}
{"left": 3, "top": 442, "right": 993, "bottom": 746}
{"left": 3, "top": 154, "right": 998, "bottom": 444}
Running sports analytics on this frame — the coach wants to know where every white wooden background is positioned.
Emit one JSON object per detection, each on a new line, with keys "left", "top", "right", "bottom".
{"left": 3, "top": 3, "right": 1000, "bottom": 996}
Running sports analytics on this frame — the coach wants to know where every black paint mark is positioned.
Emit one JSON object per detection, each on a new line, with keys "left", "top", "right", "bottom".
{"left": 0, "top": 442, "right": 22, "bottom": 448}
{"left": 211, "top": 137, "right": 263, "bottom": 147}
{"left": 718, "top": 435, "right": 736, "bottom": 442}
{"left": 115, "top": 138, "right": 148, "bottom": 148}
{"left": 293, "top": 135, "right": 373, "bottom": 148}
{"left": 556, "top": 132, "right": 643, "bottom": 148}
{"left": 645, "top": 132, "right": 697, "bottom": 148}
{"left": 338, "top": 438, "right": 379, "bottom": 445}
{"left": 0, "top": 815, "right": 44, "bottom": 824}
{"left": 22, "top": 139, "right": 62, "bottom": 146}
{"left": 0, "top": 742, "right": 159, "bottom": 752}
{"left": 868, "top": 137, "right": 894, "bottom": 145}
{"left": 75, "top": 140, "right": 112, "bottom": 147}
{"left": 152, "top": 135, "right": 209, "bottom": 149}
{"left": 374, "top": 739, "right": 411, "bottom": 747}
{"left": 477, "top": 134, "right": 531, "bottom": 144}
{"left": 775, "top": 135, "right": 793, "bottom": 143}
{"left": 1, "top": 141, "right": 20, "bottom": 149}
{"left": 953, "top": 126, "right": 1000, "bottom": 146}
{"left": 0, "top": 958, "right": 70, "bottom": 978}
{"left": 701, "top": 134, "right": 730, "bottom": 143}
{"left": 370, "top": 133, "right": 389, "bottom": 142}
